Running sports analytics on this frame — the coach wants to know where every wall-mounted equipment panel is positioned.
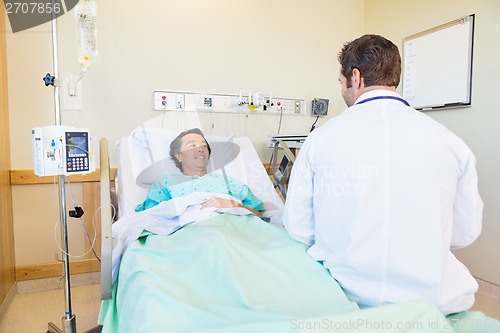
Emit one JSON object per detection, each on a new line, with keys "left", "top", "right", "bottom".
{"left": 153, "top": 90, "right": 306, "bottom": 115}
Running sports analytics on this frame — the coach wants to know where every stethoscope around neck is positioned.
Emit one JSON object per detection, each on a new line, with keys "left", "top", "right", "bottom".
{"left": 355, "top": 95, "right": 410, "bottom": 106}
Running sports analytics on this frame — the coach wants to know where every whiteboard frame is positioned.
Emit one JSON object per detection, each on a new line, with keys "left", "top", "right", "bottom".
{"left": 402, "top": 14, "right": 475, "bottom": 111}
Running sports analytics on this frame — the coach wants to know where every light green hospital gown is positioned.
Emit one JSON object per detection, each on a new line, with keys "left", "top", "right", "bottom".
{"left": 135, "top": 172, "right": 264, "bottom": 212}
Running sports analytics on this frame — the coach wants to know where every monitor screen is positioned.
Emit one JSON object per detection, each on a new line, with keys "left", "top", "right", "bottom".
{"left": 275, "top": 154, "right": 293, "bottom": 199}
{"left": 276, "top": 154, "right": 289, "bottom": 181}
{"left": 65, "top": 131, "right": 90, "bottom": 173}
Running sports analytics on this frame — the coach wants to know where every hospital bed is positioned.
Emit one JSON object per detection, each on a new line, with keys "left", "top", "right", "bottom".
{"left": 97, "top": 123, "right": 500, "bottom": 333}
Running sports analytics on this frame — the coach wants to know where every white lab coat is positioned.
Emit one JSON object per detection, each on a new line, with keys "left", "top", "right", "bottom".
{"left": 283, "top": 90, "right": 483, "bottom": 315}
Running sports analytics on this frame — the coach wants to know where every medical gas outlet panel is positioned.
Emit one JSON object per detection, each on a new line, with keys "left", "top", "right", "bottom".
{"left": 153, "top": 90, "right": 306, "bottom": 115}
{"left": 32, "top": 126, "right": 95, "bottom": 177}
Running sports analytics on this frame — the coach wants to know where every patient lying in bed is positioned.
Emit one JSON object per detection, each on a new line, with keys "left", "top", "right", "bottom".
{"left": 135, "top": 128, "right": 264, "bottom": 217}
{"left": 111, "top": 128, "right": 269, "bottom": 282}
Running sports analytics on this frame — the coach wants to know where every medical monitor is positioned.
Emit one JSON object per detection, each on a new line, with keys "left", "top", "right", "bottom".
{"left": 32, "top": 126, "right": 94, "bottom": 177}
{"left": 65, "top": 131, "right": 90, "bottom": 174}
{"left": 275, "top": 155, "right": 289, "bottom": 182}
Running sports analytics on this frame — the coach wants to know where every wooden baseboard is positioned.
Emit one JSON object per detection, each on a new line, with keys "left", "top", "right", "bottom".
{"left": 10, "top": 168, "right": 117, "bottom": 185}
{"left": 15, "top": 259, "right": 100, "bottom": 281}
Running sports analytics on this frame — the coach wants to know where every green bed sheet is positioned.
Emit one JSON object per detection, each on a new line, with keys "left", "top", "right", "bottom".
{"left": 98, "top": 214, "right": 499, "bottom": 332}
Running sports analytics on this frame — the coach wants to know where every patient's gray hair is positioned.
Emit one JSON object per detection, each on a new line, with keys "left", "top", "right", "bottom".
{"left": 169, "top": 128, "right": 212, "bottom": 172}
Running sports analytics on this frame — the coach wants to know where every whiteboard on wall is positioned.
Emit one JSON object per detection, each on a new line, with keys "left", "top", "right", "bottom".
{"left": 402, "top": 14, "right": 475, "bottom": 111}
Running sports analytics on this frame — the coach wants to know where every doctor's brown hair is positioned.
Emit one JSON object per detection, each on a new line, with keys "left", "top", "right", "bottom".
{"left": 338, "top": 34, "right": 401, "bottom": 89}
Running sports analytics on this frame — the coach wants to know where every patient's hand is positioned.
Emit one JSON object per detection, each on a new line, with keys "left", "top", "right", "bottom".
{"left": 201, "top": 196, "right": 263, "bottom": 217}
{"left": 201, "top": 196, "right": 238, "bottom": 209}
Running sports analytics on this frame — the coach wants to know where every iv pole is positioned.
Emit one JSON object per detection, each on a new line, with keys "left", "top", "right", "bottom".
{"left": 45, "top": 1, "right": 77, "bottom": 332}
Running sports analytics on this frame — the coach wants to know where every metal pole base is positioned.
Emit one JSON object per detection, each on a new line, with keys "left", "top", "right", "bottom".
{"left": 47, "top": 322, "right": 63, "bottom": 333}
{"left": 47, "top": 321, "right": 103, "bottom": 333}
{"left": 47, "top": 314, "right": 76, "bottom": 333}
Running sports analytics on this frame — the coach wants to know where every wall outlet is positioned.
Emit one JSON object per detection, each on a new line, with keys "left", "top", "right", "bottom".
{"left": 176, "top": 94, "right": 185, "bottom": 109}
{"left": 294, "top": 100, "right": 301, "bottom": 113}
{"left": 62, "top": 75, "right": 83, "bottom": 110}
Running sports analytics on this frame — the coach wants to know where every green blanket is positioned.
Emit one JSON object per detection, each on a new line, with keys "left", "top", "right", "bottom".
{"left": 98, "top": 214, "right": 499, "bottom": 332}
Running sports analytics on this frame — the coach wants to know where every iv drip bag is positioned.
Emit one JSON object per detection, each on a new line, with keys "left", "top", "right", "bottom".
{"left": 75, "top": 0, "right": 99, "bottom": 67}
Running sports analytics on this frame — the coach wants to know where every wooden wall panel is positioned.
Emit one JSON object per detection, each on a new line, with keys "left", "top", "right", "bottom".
{"left": 9, "top": 168, "right": 116, "bottom": 280}
{"left": 15, "top": 259, "right": 100, "bottom": 281}
{"left": 10, "top": 168, "right": 111, "bottom": 185}
{"left": 0, "top": 4, "right": 16, "bottom": 304}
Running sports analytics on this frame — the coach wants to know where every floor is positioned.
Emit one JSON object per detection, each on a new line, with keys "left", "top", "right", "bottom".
{"left": 473, "top": 279, "right": 500, "bottom": 320}
{"left": 0, "top": 284, "right": 102, "bottom": 333}
{"left": 0, "top": 278, "right": 499, "bottom": 332}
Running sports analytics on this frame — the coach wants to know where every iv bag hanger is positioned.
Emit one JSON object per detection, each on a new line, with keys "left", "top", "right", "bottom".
{"left": 43, "top": 2, "right": 101, "bottom": 332}
{"left": 43, "top": 2, "right": 77, "bottom": 332}
{"left": 40, "top": 1, "right": 101, "bottom": 332}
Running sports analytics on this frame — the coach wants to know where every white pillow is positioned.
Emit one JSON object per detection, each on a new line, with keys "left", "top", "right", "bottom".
{"left": 127, "top": 127, "right": 177, "bottom": 184}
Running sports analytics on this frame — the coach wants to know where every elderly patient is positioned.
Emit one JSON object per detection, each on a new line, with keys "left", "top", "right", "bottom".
{"left": 135, "top": 128, "right": 264, "bottom": 217}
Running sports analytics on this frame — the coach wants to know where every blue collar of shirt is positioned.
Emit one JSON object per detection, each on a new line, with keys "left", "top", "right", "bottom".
{"left": 353, "top": 90, "right": 410, "bottom": 107}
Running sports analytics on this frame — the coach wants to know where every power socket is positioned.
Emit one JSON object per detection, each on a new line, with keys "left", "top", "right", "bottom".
{"left": 62, "top": 75, "right": 83, "bottom": 110}
{"left": 294, "top": 100, "right": 301, "bottom": 113}
{"left": 176, "top": 94, "right": 185, "bottom": 109}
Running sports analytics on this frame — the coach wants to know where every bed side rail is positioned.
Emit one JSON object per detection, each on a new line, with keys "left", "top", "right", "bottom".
{"left": 100, "top": 138, "right": 113, "bottom": 300}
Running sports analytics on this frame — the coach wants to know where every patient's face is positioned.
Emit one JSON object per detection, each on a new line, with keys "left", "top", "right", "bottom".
{"left": 176, "top": 133, "right": 210, "bottom": 176}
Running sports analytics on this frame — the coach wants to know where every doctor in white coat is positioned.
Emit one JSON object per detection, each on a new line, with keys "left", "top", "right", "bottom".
{"left": 283, "top": 34, "right": 483, "bottom": 315}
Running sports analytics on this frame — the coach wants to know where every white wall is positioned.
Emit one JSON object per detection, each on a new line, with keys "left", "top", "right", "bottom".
{"left": 365, "top": 0, "right": 500, "bottom": 285}
{"left": 6, "top": 0, "right": 364, "bottom": 265}
{"left": 7, "top": 0, "right": 364, "bottom": 167}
